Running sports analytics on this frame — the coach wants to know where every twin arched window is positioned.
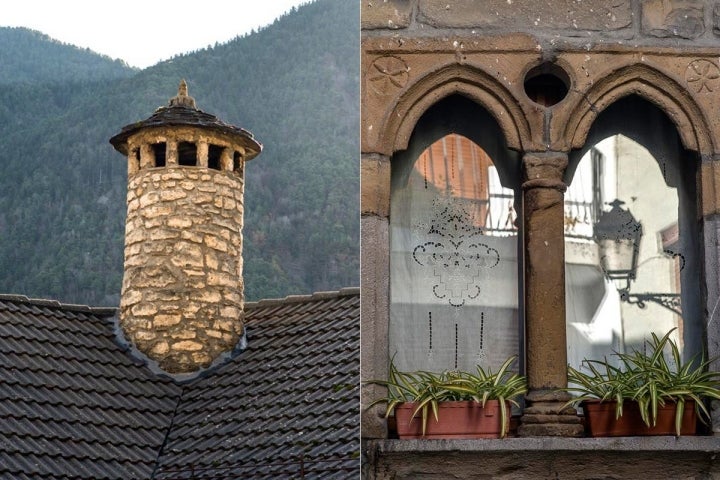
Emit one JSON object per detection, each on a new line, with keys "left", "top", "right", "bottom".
{"left": 389, "top": 94, "right": 700, "bottom": 374}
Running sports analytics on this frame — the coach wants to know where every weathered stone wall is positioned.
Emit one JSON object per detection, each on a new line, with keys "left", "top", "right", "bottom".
{"left": 120, "top": 166, "right": 244, "bottom": 373}
{"left": 363, "top": 0, "right": 720, "bottom": 43}
{"left": 361, "top": 0, "right": 720, "bottom": 472}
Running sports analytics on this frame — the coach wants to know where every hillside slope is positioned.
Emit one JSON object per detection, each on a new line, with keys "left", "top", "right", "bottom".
{"left": 0, "top": 0, "right": 359, "bottom": 305}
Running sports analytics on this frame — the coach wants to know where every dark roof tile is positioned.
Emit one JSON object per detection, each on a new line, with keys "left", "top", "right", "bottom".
{"left": 0, "top": 297, "right": 182, "bottom": 479}
{"left": 154, "top": 290, "right": 360, "bottom": 479}
{"left": 0, "top": 288, "right": 359, "bottom": 479}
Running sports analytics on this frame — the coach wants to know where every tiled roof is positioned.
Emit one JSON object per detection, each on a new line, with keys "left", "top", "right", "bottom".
{"left": 0, "top": 295, "right": 182, "bottom": 479}
{"left": 154, "top": 288, "right": 360, "bottom": 479}
{"left": 0, "top": 288, "right": 360, "bottom": 479}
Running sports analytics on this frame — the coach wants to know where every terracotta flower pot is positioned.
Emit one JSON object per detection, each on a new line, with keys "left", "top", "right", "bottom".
{"left": 394, "top": 400, "right": 509, "bottom": 439}
{"left": 582, "top": 399, "right": 697, "bottom": 436}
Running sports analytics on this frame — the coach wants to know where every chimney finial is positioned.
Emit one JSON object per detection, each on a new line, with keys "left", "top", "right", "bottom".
{"left": 169, "top": 79, "right": 196, "bottom": 108}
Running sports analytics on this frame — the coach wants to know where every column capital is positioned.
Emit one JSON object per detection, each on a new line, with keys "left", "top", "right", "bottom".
{"left": 522, "top": 152, "right": 568, "bottom": 192}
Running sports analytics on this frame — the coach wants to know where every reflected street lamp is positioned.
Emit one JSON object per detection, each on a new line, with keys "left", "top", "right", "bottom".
{"left": 593, "top": 199, "right": 681, "bottom": 316}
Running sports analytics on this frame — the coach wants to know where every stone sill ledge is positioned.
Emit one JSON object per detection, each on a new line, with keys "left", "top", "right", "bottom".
{"left": 366, "top": 437, "right": 720, "bottom": 479}
{"left": 370, "top": 436, "right": 720, "bottom": 453}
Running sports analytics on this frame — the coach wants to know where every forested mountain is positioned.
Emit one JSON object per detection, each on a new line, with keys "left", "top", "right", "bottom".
{"left": 0, "top": 27, "right": 135, "bottom": 84}
{"left": 0, "top": 0, "right": 359, "bottom": 305}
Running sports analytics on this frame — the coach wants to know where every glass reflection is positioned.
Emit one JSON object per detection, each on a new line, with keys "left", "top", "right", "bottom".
{"left": 565, "top": 135, "right": 683, "bottom": 371}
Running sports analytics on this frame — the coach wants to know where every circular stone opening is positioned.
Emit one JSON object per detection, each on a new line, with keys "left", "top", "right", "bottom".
{"left": 523, "top": 63, "right": 571, "bottom": 107}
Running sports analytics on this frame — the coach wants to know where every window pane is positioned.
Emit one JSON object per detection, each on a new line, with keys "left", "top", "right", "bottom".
{"left": 390, "top": 134, "right": 519, "bottom": 372}
{"left": 565, "top": 135, "right": 684, "bottom": 369}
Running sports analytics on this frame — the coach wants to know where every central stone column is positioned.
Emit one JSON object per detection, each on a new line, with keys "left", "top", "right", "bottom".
{"left": 517, "top": 152, "right": 583, "bottom": 437}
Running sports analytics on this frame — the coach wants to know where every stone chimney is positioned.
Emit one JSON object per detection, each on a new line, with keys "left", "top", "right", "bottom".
{"left": 109, "top": 80, "right": 262, "bottom": 374}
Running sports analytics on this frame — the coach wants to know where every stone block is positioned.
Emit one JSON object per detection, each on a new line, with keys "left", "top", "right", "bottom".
{"left": 361, "top": 154, "right": 391, "bottom": 217}
{"left": 120, "top": 289, "right": 142, "bottom": 308}
{"left": 143, "top": 277, "right": 178, "bottom": 289}
{"left": 701, "top": 160, "right": 720, "bottom": 217}
{"left": 205, "top": 251, "right": 219, "bottom": 270}
{"left": 150, "top": 341, "right": 170, "bottom": 356}
{"left": 138, "top": 191, "right": 160, "bottom": 208}
{"left": 520, "top": 413, "right": 582, "bottom": 424}
{"left": 199, "top": 290, "right": 222, "bottom": 303}
{"left": 517, "top": 422, "right": 584, "bottom": 437}
{"left": 161, "top": 172, "right": 185, "bottom": 181}
{"left": 124, "top": 244, "right": 141, "bottom": 259}
{"left": 171, "top": 331, "right": 197, "bottom": 341}
{"left": 154, "top": 314, "right": 182, "bottom": 327}
{"left": 191, "top": 352, "right": 212, "bottom": 365}
{"left": 194, "top": 193, "right": 214, "bottom": 204}
{"left": 220, "top": 306, "right": 241, "bottom": 318}
{"left": 131, "top": 304, "right": 158, "bottom": 317}
{"left": 207, "top": 272, "right": 236, "bottom": 287}
{"left": 143, "top": 291, "right": 182, "bottom": 303}
{"left": 361, "top": 216, "right": 390, "bottom": 439}
{"left": 223, "top": 291, "right": 242, "bottom": 304}
{"left": 125, "top": 228, "right": 146, "bottom": 246}
{"left": 197, "top": 184, "right": 218, "bottom": 193}
{"left": 361, "top": 0, "right": 413, "bottom": 30}
{"left": 173, "top": 340, "right": 203, "bottom": 351}
{"left": 205, "top": 235, "right": 229, "bottom": 252}
{"left": 140, "top": 205, "right": 173, "bottom": 218}
{"left": 212, "top": 174, "right": 236, "bottom": 188}
{"left": 167, "top": 216, "right": 193, "bottom": 229}
{"left": 206, "top": 329, "right": 223, "bottom": 339}
{"left": 213, "top": 319, "right": 236, "bottom": 332}
{"left": 180, "top": 230, "right": 204, "bottom": 243}
{"left": 417, "top": 0, "right": 631, "bottom": 31}
{"left": 134, "top": 330, "right": 157, "bottom": 341}
{"left": 148, "top": 228, "right": 179, "bottom": 242}
{"left": 184, "top": 303, "right": 201, "bottom": 314}
{"left": 160, "top": 190, "right": 188, "bottom": 202}
{"left": 642, "top": 0, "right": 705, "bottom": 39}
{"left": 171, "top": 244, "right": 204, "bottom": 269}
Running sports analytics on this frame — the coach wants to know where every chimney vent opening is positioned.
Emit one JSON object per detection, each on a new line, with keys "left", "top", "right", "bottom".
{"left": 178, "top": 142, "right": 198, "bottom": 166}
{"left": 208, "top": 145, "right": 223, "bottom": 170}
{"left": 152, "top": 143, "right": 167, "bottom": 167}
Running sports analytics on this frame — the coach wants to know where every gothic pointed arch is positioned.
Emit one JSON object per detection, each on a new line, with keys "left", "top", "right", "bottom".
{"left": 563, "top": 63, "right": 713, "bottom": 156}
{"left": 379, "top": 63, "right": 533, "bottom": 156}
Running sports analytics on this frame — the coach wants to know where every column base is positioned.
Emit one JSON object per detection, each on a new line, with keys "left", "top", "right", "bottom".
{"left": 517, "top": 389, "right": 584, "bottom": 437}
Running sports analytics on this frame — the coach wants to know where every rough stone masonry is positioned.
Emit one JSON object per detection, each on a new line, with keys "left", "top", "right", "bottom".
{"left": 110, "top": 81, "right": 262, "bottom": 374}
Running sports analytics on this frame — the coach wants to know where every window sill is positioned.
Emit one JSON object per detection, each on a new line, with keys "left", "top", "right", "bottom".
{"left": 365, "top": 437, "right": 720, "bottom": 479}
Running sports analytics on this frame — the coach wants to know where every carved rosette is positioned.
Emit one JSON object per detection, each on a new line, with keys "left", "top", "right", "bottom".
{"left": 686, "top": 59, "right": 720, "bottom": 94}
{"left": 368, "top": 55, "right": 409, "bottom": 96}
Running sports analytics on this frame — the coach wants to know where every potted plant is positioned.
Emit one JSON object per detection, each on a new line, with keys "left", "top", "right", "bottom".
{"left": 563, "top": 329, "right": 720, "bottom": 436}
{"left": 369, "top": 356, "right": 527, "bottom": 439}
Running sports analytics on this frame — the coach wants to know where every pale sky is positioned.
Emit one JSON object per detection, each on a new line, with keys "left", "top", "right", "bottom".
{"left": 1, "top": 0, "right": 311, "bottom": 69}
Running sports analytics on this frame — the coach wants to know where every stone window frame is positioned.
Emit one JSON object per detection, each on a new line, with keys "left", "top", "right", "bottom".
{"left": 360, "top": 40, "right": 720, "bottom": 438}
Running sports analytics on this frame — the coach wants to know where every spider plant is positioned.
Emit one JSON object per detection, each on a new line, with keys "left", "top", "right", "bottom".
{"left": 563, "top": 329, "right": 720, "bottom": 436}
{"left": 368, "top": 355, "right": 527, "bottom": 438}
